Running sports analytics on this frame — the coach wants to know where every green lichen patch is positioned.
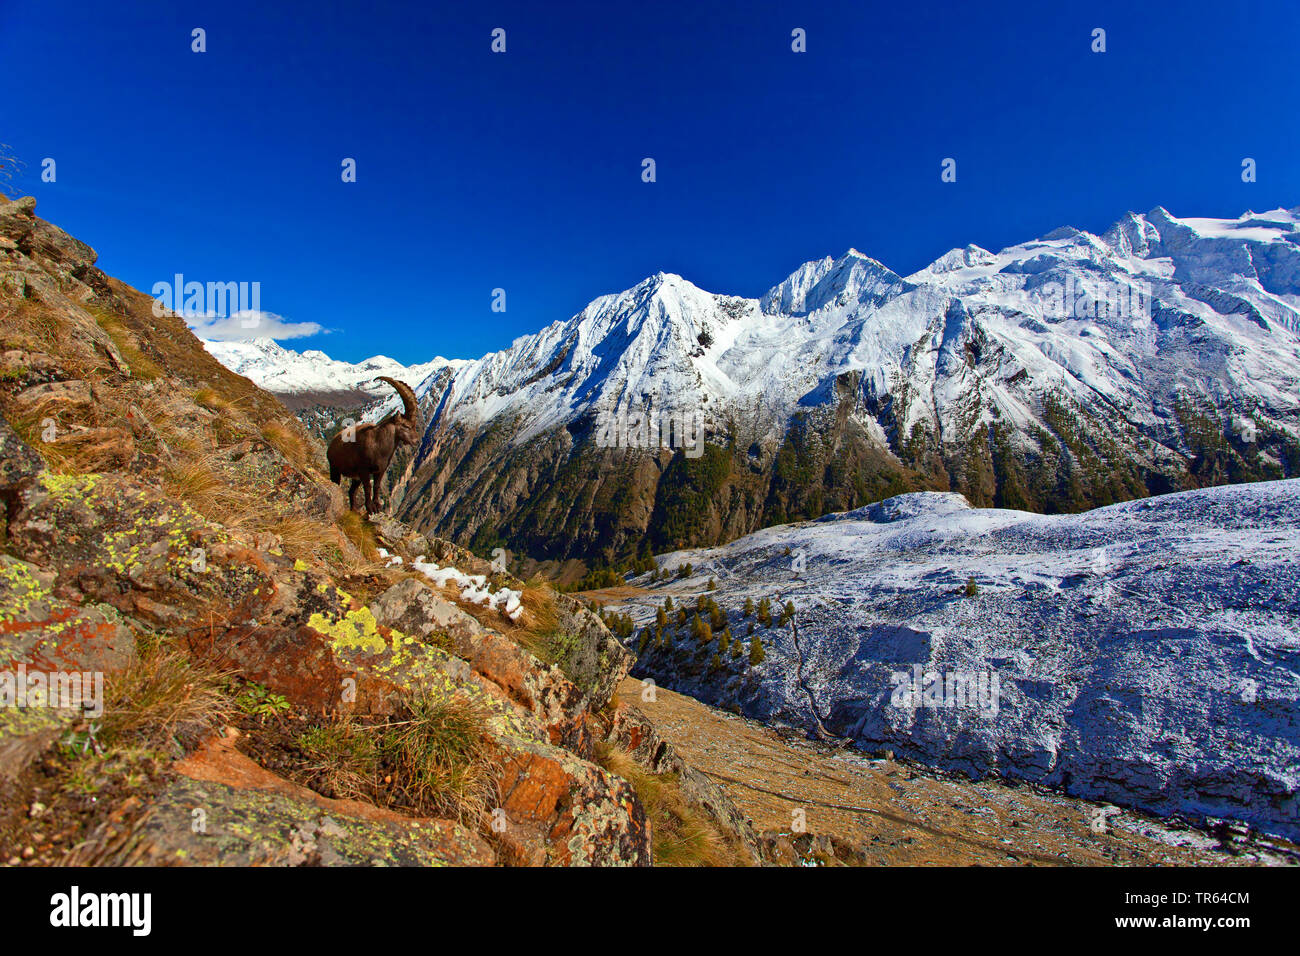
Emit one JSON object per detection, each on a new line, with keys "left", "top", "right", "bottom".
{"left": 0, "top": 555, "right": 54, "bottom": 622}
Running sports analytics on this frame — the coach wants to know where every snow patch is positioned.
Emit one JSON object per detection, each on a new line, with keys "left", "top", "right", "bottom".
{"left": 410, "top": 556, "right": 523, "bottom": 621}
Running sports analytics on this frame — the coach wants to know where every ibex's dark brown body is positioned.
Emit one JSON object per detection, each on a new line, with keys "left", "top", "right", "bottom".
{"left": 327, "top": 377, "right": 420, "bottom": 515}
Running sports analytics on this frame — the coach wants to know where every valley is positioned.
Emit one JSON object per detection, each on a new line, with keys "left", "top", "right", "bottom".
{"left": 586, "top": 483, "right": 1300, "bottom": 844}
{"left": 615, "top": 678, "right": 1295, "bottom": 866}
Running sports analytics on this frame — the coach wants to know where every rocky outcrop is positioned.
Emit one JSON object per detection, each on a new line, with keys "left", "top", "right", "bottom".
{"left": 1, "top": 419, "right": 655, "bottom": 866}
{"left": 368, "top": 577, "right": 593, "bottom": 753}
{"left": 490, "top": 735, "right": 649, "bottom": 866}
{"left": 550, "top": 592, "right": 635, "bottom": 709}
{"left": 0, "top": 414, "right": 42, "bottom": 514}
{"left": 71, "top": 729, "right": 495, "bottom": 866}
{"left": 369, "top": 515, "right": 635, "bottom": 711}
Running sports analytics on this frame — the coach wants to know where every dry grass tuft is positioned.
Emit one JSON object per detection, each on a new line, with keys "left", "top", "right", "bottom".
{"left": 52, "top": 639, "right": 236, "bottom": 831}
{"left": 39, "top": 427, "right": 131, "bottom": 473}
{"left": 0, "top": 296, "right": 66, "bottom": 353}
{"left": 501, "top": 579, "right": 565, "bottom": 663}
{"left": 162, "top": 455, "right": 245, "bottom": 521}
{"left": 89, "top": 307, "right": 163, "bottom": 381}
{"left": 517, "top": 578, "right": 559, "bottom": 634}
{"left": 596, "top": 742, "right": 752, "bottom": 867}
{"left": 193, "top": 387, "right": 232, "bottom": 414}
{"left": 431, "top": 573, "right": 568, "bottom": 665}
{"left": 266, "top": 513, "right": 336, "bottom": 564}
{"left": 260, "top": 419, "right": 317, "bottom": 474}
{"left": 295, "top": 694, "right": 500, "bottom": 825}
{"left": 95, "top": 638, "right": 236, "bottom": 756}
{"left": 162, "top": 454, "right": 367, "bottom": 573}
{"left": 337, "top": 509, "right": 381, "bottom": 559}
{"left": 5, "top": 390, "right": 133, "bottom": 474}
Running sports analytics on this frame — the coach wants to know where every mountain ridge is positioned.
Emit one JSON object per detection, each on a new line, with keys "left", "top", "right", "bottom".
{"left": 208, "top": 202, "right": 1300, "bottom": 570}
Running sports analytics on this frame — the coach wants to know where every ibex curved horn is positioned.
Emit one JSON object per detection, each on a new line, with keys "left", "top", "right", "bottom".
{"left": 377, "top": 376, "right": 418, "bottom": 422}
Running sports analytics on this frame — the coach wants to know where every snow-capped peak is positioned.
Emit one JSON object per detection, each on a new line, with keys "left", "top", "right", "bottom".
{"left": 909, "top": 244, "right": 997, "bottom": 279}
{"left": 202, "top": 337, "right": 461, "bottom": 403}
{"left": 205, "top": 200, "right": 1300, "bottom": 481}
{"left": 761, "top": 248, "right": 907, "bottom": 316}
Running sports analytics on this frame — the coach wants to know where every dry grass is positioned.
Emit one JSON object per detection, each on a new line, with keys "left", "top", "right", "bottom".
{"left": 8, "top": 637, "right": 238, "bottom": 860}
{"left": 260, "top": 419, "right": 317, "bottom": 474}
{"left": 501, "top": 579, "right": 566, "bottom": 663}
{"left": 295, "top": 694, "right": 500, "bottom": 825}
{"left": 100, "top": 641, "right": 236, "bottom": 752}
{"left": 595, "top": 742, "right": 751, "bottom": 867}
{"left": 36, "top": 427, "right": 131, "bottom": 473}
{"left": 59, "top": 637, "right": 236, "bottom": 764}
{"left": 266, "top": 513, "right": 337, "bottom": 564}
{"left": 193, "top": 387, "right": 232, "bottom": 414}
{"left": 162, "top": 456, "right": 242, "bottom": 518}
{"left": 4, "top": 389, "right": 133, "bottom": 474}
{"left": 4, "top": 271, "right": 351, "bottom": 576}
{"left": 0, "top": 295, "right": 66, "bottom": 354}
{"left": 162, "top": 457, "right": 369, "bottom": 574}
{"left": 337, "top": 509, "right": 381, "bottom": 560}
{"left": 423, "top": 573, "right": 637, "bottom": 700}
{"left": 516, "top": 578, "right": 559, "bottom": 634}
{"left": 89, "top": 306, "right": 162, "bottom": 381}
{"left": 431, "top": 572, "right": 578, "bottom": 668}
{"left": 337, "top": 569, "right": 404, "bottom": 611}
{"left": 154, "top": 418, "right": 201, "bottom": 456}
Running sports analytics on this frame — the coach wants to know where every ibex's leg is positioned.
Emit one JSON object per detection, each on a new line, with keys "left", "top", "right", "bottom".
{"left": 372, "top": 472, "right": 384, "bottom": 513}
{"left": 348, "top": 478, "right": 362, "bottom": 512}
{"left": 364, "top": 474, "right": 377, "bottom": 515}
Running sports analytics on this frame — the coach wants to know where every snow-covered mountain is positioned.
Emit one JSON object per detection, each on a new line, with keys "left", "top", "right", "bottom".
{"left": 201, "top": 337, "right": 461, "bottom": 410}
{"left": 394, "top": 203, "right": 1299, "bottom": 443}
{"left": 603, "top": 480, "right": 1300, "bottom": 841}
{"left": 207, "top": 203, "right": 1300, "bottom": 564}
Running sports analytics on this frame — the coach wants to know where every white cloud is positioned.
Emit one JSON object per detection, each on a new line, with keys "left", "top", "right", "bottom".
{"left": 186, "top": 310, "right": 324, "bottom": 342}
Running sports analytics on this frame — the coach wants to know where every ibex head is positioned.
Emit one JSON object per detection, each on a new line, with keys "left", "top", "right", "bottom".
{"left": 376, "top": 376, "right": 421, "bottom": 447}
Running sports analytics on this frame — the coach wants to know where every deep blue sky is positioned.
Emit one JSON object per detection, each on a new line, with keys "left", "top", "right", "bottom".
{"left": 3, "top": 0, "right": 1298, "bottom": 364}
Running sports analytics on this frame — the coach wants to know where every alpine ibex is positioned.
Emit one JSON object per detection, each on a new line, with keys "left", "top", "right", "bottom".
{"left": 327, "top": 377, "right": 421, "bottom": 515}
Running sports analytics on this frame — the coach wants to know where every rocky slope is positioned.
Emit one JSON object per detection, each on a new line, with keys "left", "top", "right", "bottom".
{"left": 223, "top": 203, "right": 1300, "bottom": 570}
{"left": 594, "top": 482, "right": 1300, "bottom": 842}
{"left": 0, "top": 195, "right": 759, "bottom": 867}
{"left": 620, "top": 678, "right": 1295, "bottom": 865}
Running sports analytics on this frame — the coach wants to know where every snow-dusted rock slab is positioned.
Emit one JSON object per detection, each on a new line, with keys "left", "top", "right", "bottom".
{"left": 619, "top": 481, "right": 1300, "bottom": 839}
